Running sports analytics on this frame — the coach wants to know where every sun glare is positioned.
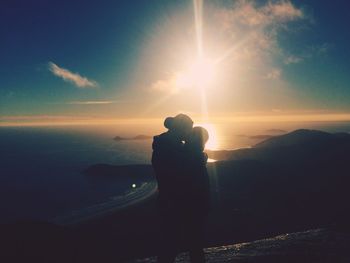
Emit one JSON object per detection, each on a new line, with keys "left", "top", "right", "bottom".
{"left": 195, "top": 123, "right": 218, "bottom": 150}
{"left": 176, "top": 57, "right": 215, "bottom": 90}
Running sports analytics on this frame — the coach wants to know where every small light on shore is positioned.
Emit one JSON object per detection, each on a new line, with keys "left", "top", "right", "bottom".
{"left": 132, "top": 184, "right": 136, "bottom": 188}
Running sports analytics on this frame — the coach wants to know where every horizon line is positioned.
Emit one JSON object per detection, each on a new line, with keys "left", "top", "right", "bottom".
{"left": 2, "top": 112, "right": 350, "bottom": 127}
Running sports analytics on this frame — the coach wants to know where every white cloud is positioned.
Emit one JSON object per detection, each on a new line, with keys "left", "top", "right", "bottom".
{"left": 217, "top": 0, "right": 304, "bottom": 30}
{"left": 218, "top": 0, "right": 305, "bottom": 49}
{"left": 48, "top": 62, "right": 98, "bottom": 88}
{"left": 266, "top": 69, "right": 281, "bottom": 79}
{"left": 214, "top": 0, "right": 306, "bottom": 76}
{"left": 284, "top": 55, "right": 303, "bottom": 64}
{"left": 151, "top": 79, "right": 172, "bottom": 92}
{"left": 284, "top": 43, "right": 331, "bottom": 64}
{"left": 150, "top": 74, "right": 179, "bottom": 94}
{"left": 221, "top": 0, "right": 302, "bottom": 29}
{"left": 266, "top": 0, "right": 303, "bottom": 21}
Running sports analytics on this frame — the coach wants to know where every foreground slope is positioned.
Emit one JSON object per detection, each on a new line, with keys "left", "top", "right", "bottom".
{"left": 133, "top": 228, "right": 350, "bottom": 263}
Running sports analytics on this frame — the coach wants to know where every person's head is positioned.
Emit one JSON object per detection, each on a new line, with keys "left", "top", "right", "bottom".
{"left": 164, "top": 114, "right": 193, "bottom": 140}
{"left": 187, "top": 126, "right": 209, "bottom": 151}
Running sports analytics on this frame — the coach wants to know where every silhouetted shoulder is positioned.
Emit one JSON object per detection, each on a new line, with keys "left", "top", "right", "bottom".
{"left": 152, "top": 133, "right": 167, "bottom": 150}
{"left": 153, "top": 133, "right": 172, "bottom": 150}
{"left": 152, "top": 132, "right": 183, "bottom": 154}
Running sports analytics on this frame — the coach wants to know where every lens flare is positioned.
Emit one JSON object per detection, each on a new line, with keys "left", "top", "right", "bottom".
{"left": 176, "top": 58, "right": 215, "bottom": 90}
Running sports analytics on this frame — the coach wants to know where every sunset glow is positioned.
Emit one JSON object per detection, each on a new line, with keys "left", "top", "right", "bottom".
{"left": 176, "top": 58, "right": 216, "bottom": 90}
{"left": 1, "top": 1, "right": 350, "bottom": 257}
{"left": 196, "top": 123, "right": 219, "bottom": 150}
{"left": 0, "top": 1, "right": 349, "bottom": 125}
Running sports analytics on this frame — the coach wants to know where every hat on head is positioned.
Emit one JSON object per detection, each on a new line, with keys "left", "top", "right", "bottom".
{"left": 164, "top": 114, "right": 193, "bottom": 131}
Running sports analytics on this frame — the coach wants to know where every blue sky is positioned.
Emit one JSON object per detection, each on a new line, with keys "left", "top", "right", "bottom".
{"left": 1, "top": 0, "right": 350, "bottom": 124}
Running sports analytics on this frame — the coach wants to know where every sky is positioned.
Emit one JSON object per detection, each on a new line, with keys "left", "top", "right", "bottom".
{"left": 1, "top": 0, "right": 350, "bottom": 125}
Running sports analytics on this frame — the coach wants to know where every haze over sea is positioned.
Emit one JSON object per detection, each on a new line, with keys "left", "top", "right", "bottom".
{"left": 1, "top": 120, "right": 350, "bottom": 224}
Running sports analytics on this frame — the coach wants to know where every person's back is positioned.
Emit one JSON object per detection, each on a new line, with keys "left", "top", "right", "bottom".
{"left": 152, "top": 114, "right": 198, "bottom": 263}
{"left": 178, "top": 126, "right": 210, "bottom": 263}
{"left": 152, "top": 131, "right": 184, "bottom": 211}
{"left": 152, "top": 114, "right": 193, "bottom": 215}
{"left": 182, "top": 144, "right": 210, "bottom": 216}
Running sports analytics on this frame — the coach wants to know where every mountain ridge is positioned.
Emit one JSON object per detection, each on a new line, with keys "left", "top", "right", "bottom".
{"left": 207, "top": 129, "right": 350, "bottom": 162}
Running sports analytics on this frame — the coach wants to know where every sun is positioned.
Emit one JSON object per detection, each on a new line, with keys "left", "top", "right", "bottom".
{"left": 176, "top": 57, "right": 215, "bottom": 90}
{"left": 189, "top": 58, "right": 215, "bottom": 88}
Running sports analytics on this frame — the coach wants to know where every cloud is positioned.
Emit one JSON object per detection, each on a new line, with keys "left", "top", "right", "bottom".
{"left": 150, "top": 74, "right": 180, "bottom": 94}
{"left": 221, "top": 0, "right": 304, "bottom": 46}
{"left": 284, "top": 43, "right": 331, "bottom": 64}
{"left": 266, "top": 0, "right": 303, "bottom": 21}
{"left": 220, "top": 0, "right": 303, "bottom": 28}
{"left": 266, "top": 69, "right": 281, "bottom": 79}
{"left": 214, "top": 0, "right": 306, "bottom": 75}
{"left": 311, "top": 43, "right": 332, "bottom": 55}
{"left": 48, "top": 62, "right": 98, "bottom": 88}
{"left": 284, "top": 55, "right": 303, "bottom": 64}
{"left": 151, "top": 79, "right": 172, "bottom": 92}
{"left": 147, "top": 0, "right": 308, "bottom": 96}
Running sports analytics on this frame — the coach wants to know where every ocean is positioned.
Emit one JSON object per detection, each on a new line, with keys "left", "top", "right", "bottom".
{"left": 1, "top": 121, "right": 349, "bottom": 223}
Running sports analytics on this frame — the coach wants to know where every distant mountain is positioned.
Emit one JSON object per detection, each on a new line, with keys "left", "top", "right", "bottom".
{"left": 254, "top": 129, "right": 337, "bottom": 148}
{"left": 249, "top": 134, "right": 274, "bottom": 140}
{"left": 207, "top": 129, "right": 350, "bottom": 162}
{"left": 113, "top": 135, "right": 152, "bottom": 141}
{"left": 235, "top": 134, "right": 275, "bottom": 140}
{"left": 235, "top": 129, "right": 287, "bottom": 141}
{"left": 265, "top": 128, "right": 287, "bottom": 134}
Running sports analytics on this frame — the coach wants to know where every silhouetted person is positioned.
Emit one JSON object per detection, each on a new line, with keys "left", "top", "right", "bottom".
{"left": 180, "top": 126, "right": 210, "bottom": 262}
{"left": 152, "top": 114, "right": 194, "bottom": 213}
{"left": 183, "top": 126, "right": 210, "bottom": 217}
{"left": 152, "top": 115, "right": 210, "bottom": 263}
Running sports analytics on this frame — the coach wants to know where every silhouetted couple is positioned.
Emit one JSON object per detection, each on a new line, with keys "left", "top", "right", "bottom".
{"left": 152, "top": 114, "right": 210, "bottom": 263}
